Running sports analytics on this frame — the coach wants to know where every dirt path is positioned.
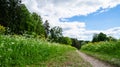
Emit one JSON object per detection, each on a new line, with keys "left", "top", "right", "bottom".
{"left": 76, "top": 50, "right": 114, "bottom": 67}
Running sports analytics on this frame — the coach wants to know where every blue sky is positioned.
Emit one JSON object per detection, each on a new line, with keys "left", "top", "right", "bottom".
{"left": 23, "top": 0, "right": 120, "bottom": 40}
{"left": 61, "top": 5, "right": 120, "bottom": 30}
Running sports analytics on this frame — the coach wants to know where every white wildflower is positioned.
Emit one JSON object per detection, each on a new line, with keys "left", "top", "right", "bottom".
{"left": 0, "top": 43, "right": 4, "bottom": 48}
{"left": 11, "top": 42, "right": 15, "bottom": 45}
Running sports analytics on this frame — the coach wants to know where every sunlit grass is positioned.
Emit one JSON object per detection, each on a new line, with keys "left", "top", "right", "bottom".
{"left": 0, "top": 35, "right": 76, "bottom": 67}
{"left": 28, "top": 51, "right": 91, "bottom": 67}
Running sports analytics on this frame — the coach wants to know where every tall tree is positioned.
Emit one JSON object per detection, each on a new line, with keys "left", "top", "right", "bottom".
{"left": 31, "top": 13, "right": 45, "bottom": 36}
{"left": 71, "top": 38, "right": 80, "bottom": 49}
{"left": 0, "top": 0, "right": 31, "bottom": 34}
{"left": 97, "top": 32, "right": 107, "bottom": 41}
{"left": 44, "top": 20, "right": 50, "bottom": 38}
{"left": 0, "top": 0, "right": 9, "bottom": 26}
{"left": 92, "top": 33, "right": 98, "bottom": 42}
{"left": 50, "top": 26, "right": 62, "bottom": 42}
{"left": 13, "top": 4, "right": 31, "bottom": 34}
{"left": 92, "top": 32, "right": 108, "bottom": 42}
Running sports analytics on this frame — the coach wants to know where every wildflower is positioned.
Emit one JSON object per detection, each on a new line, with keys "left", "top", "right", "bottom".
{"left": 11, "top": 42, "right": 15, "bottom": 45}
{"left": 0, "top": 43, "right": 4, "bottom": 48}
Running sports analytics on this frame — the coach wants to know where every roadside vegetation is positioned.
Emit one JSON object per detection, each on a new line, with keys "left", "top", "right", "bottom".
{"left": 81, "top": 40, "right": 120, "bottom": 66}
{"left": 0, "top": 35, "right": 91, "bottom": 67}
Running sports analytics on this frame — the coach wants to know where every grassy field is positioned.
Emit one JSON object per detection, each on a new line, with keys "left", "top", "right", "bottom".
{"left": 81, "top": 41, "right": 120, "bottom": 66}
{"left": 0, "top": 35, "right": 91, "bottom": 67}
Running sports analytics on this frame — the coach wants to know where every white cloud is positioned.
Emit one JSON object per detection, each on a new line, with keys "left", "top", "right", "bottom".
{"left": 22, "top": 0, "right": 120, "bottom": 40}
{"left": 22, "top": 0, "right": 120, "bottom": 18}
{"left": 104, "top": 27, "right": 120, "bottom": 39}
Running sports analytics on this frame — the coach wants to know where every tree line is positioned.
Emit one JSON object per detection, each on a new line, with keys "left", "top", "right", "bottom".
{"left": 0, "top": 0, "right": 117, "bottom": 49}
{"left": 0, "top": 0, "right": 74, "bottom": 47}
{"left": 92, "top": 32, "right": 117, "bottom": 42}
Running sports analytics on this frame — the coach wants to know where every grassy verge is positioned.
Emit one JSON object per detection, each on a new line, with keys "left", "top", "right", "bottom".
{"left": 0, "top": 35, "right": 91, "bottom": 67}
{"left": 81, "top": 41, "right": 120, "bottom": 67}
{"left": 28, "top": 51, "right": 91, "bottom": 67}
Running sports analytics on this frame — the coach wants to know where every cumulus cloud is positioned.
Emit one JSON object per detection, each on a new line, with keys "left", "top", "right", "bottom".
{"left": 23, "top": 0, "right": 120, "bottom": 17}
{"left": 22, "top": 0, "right": 120, "bottom": 40}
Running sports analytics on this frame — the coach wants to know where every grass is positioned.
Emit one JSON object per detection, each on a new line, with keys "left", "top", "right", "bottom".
{"left": 28, "top": 51, "right": 91, "bottom": 67}
{"left": 0, "top": 35, "right": 91, "bottom": 67}
{"left": 81, "top": 41, "right": 120, "bottom": 67}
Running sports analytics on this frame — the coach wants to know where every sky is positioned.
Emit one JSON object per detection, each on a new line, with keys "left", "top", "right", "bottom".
{"left": 22, "top": 0, "right": 120, "bottom": 41}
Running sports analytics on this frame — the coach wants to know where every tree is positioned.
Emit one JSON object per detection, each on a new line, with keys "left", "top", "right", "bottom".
{"left": 107, "top": 36, "right": 117, "bottom": 41}
{"left": 13, "top": 4, "right": 31, "bottom": 34}
{"left": 31, "top": 12, "right": 45, "bottom": 37}
{"left": 0, "top": 0, "right": 9, "bottom": 27}
{"left": 92, "top": 33, "right": 98, "bottom": 42}
{"left": 0, "top": 0, "right": 32, "bottom": 34}
{"left": 58, "top": 37, "right": 72, "bottom": 45}
{"left": 92, "top": 32, "right": 108, "bottom": 42}
{"left": 97, "top": 32, "right": 107, "bottom": 41}
{"left": 71, "top": 38, "right": 80, "bottom": 49}
{"left": 44, "top": 20, "right": 50, "bottom": 38}
{"left": 50, "top": 26, "right": 62, "bottom": 42}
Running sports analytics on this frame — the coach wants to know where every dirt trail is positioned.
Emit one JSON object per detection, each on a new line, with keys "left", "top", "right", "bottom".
{"left": 76, "top": 50, "right": 114, "bottom": 67}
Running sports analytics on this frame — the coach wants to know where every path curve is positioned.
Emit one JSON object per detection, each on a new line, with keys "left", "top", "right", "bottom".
{"left": 76, "top": 50, "right": 114, "bottom": 67}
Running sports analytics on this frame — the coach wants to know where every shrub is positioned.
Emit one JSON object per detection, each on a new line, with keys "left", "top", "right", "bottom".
{"left": 0, "top": 24, "right": 6, "bottom": 34}
{"left": 81, "top": 41, "right": 120, "bottom": 56}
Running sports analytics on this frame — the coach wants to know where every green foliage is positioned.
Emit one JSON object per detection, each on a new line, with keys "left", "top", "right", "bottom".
{"left": 0, "top": 0, "right": 25, "bottom": 34}
{"left": 92, "top": 32, "right": 109, "bottom": 42}
{"left": 58, "top": 37, "right": 72, "bottom": 45}
{"left": 97, "top": 32, "right": 108, "bottom": 41}
{"left": 71, "top": 38, "right": 86, "bottom": 49}
{"left": 29, "top": 51, "right": 91, "bottom": 67}
{"left": 0, "top": 35, "right": 75, "bottom": 67}
{"left": 0, "top": 0, "right": 21, "bottom": 27}
{"left": 107, "top": 36, "right": 117, "bottom": 42}
{"left": 0, "top": 25, "right": 6, "bottom": 34}
{"left": 30, "top": 12, "right": 46, "bottom": 37}
{"left": 81, "top": 41, "right": 120, "bottom": 66}
{"left": 0, "top": 0, "right": 46, "bottom": 36}
{"left": 92, "top": 34, "right": 98, "bottom": 42}
{"left": 50, "top": 26, "right": 63, "bottom": 42}
{"left": 44, "top": 20, "right": 50, "bottom": 38}
{"left": 81, "top": 42, "right": 120, "bottom": 53}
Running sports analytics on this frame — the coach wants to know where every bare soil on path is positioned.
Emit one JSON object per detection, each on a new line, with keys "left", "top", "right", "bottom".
{"left": 76, "top": 50, "right": 115, "bottom": 67}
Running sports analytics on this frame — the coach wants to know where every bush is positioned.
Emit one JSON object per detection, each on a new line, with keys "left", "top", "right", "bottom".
{"left": 81, "top": 41, "right": 120, "bottom": 54}
{"left": 0, "top": 24, "right": 6, "bottom": 34}
{"left": 58, "top": 37, "right": 72, "bottom": 45}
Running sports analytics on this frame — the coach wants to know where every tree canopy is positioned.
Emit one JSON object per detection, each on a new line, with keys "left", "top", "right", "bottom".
{"left": 92, "top": 32, "right": 117, "bottom": 42}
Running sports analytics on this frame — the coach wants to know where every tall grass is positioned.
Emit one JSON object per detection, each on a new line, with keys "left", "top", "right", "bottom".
{"left": 0, "top": 35, "right": 76, "bottom": 67}
{"left": 81, "top": 41, "right": 120, "bottom": 66}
